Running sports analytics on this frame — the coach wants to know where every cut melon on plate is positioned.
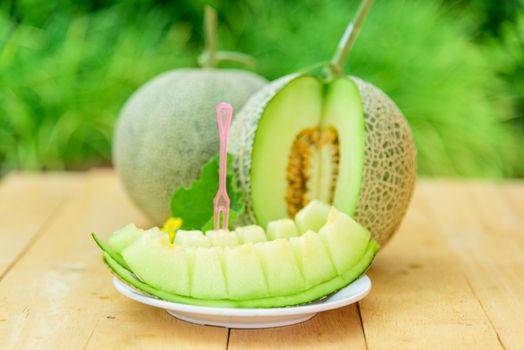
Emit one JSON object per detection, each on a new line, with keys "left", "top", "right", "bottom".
{"left": 95, "top": 202, "right": 379, "bottom": 308}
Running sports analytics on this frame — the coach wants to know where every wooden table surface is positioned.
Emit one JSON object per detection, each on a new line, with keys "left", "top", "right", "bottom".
{"left": 0, "top": 170, "right": 523, "bottom": 349}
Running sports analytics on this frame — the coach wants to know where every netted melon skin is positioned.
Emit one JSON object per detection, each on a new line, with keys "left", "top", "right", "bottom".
{"left": 229, "top": 75, "right": 416, "bottom": 246}
{"left": 113, "top": 68, "right": 267, "bottom": 224}
{"left": 351, "top": 77, "right": 416, "bottom": 246}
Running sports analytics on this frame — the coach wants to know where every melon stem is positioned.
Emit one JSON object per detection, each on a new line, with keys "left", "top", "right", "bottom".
{"left": 329, "top": 0, "right": 373, "bottom": 77}
{"left": 198, "top": 5, "right": 256, "bottom": 69}
{"left": 199, "top": 5, "right": 218, "bottom": 68}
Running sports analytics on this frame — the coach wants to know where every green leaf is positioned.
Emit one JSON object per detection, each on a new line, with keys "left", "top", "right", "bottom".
{"left": 170, "top": 154, "right": 244, "bottom": 230}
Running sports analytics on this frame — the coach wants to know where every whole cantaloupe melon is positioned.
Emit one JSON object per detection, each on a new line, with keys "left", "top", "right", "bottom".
{"left": 113, "top": 68, "right": 267, "bottom": 224}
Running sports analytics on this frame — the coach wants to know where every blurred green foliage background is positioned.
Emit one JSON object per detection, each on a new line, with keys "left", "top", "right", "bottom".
{"left": 1, "top": 0, "right": 523, "bottom": 177}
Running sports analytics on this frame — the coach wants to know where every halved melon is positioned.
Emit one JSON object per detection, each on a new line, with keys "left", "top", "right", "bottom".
{"left": 230, "top": 75, "right": 417, "bottom": 246}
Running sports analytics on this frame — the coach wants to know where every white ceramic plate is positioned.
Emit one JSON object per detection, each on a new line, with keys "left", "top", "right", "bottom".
{"left": 113, "top": 275, "right": 371, "bottom": 329}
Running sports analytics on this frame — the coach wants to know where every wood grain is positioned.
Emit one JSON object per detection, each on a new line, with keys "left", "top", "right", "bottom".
{"left": 0, "top": 170, "right": 228, "bottom": 350}
{"left": 359, "top": 183, "right": 502, "bottom": 350}
{"left": 0, "top": 172, "right": 82, "bottom": 278}
{"left": 421, "top": 181, "right": 524, "bottom": 350}
{"left": 1, "top": 172, "right": 524, "bottom": 349}
{"left": 228, "top": 304, "right": 366, "bottom": 350}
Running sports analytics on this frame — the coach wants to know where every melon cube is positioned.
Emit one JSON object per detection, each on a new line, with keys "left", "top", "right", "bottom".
{"left": 224, "top": 244, "right": 268, "bottom": 299}
{"left": 255, "top": 239, "right": 305, "bottom": 296}
{"left": 290, "top": 230, "right": 337, "bottom": 288}
{"left": 205, "top": 230, "right": 239, "bottom": 247}
{"left": 266, "top": 219, "right": 298, "bottom": 240}
{"left": 318, "top": 208, "right": 370, "bottom": 273}
{"left": 123, "top": 234, "right": 190, "bottom": 296}
{"left": 235, "top": 225, "right": 267, "bottom": 243}
{"left": 295, "top": 200, "right": 331, "bottom": 234}
{"left": 108, "top": 224, "right": 145, "bottom": 254}
{"left": 174, "top": 230, "right": 211, "bottom": 247}
{"left": 190, "top": 247, "right": 228, "bottom": 299}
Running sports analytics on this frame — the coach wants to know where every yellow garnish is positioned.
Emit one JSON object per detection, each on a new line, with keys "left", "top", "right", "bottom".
{"left": 161, "top": 217, "right": 182, "bottom": 243}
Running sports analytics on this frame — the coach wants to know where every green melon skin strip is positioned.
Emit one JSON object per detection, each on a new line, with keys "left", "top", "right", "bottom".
{"left": 102, "top": 240, "right": 378, "bottom": 309}
{"left": 92, "top": 233, "right": 131, "bottom": 270}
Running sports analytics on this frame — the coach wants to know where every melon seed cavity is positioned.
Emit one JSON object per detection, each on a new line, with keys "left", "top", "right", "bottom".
{"left": 286, "top": 127, "right": 340, "bottom": 217}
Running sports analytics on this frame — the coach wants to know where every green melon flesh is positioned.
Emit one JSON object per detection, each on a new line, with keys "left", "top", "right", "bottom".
{"left": 102, "top": 239, "right": 377, "bottom": 308}
{"left": 108, "top": 224, "right": 145, "bottom": 254}
{"left": 224, "top": 244, "right": 269, "bottom": 299}
{"left": 318, "top": 208, "right": 370, "bottom": 274}
{"left": 235, "top": 225, "right": 267, "bottom": 243}
{"left": 295, "top": 200, "right": 330, "bottom": 234}
{"left": 205, "top": 230, "right": 240, "bottom": 246}
{"left": 123, "top": 233, "right": 190, "bottom": 296}
{"left": 290, "top": 230, "right": 337, "bottom": 288}
{"left": 191, "top": 248, "right": 227, "bottom": 299}
{"left": 95, "top": 206, "right": 378, "bottom": 308}
{"left": 248, "top": 76, "right": 365, "bottom": 228}
{"left": 266, "top": 218, "right": 299, "bottom": 240}
{"left": 174, "top": 230, "right": 211, "bottom": 247}
{"left": 255, "top": 239, "right": 305, "bottom": 296}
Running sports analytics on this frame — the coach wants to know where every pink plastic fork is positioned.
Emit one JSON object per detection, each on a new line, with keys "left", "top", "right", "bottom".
{"left": 214, "top": 102, "right": 233, "bottom": 231}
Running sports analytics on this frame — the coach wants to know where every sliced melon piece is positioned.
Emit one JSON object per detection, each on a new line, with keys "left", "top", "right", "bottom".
{"left": 295, "top": 200, "right": 330, "bottom": 234}
{"left": 123, "top": 233, "right": 190, "bottom": 296}
{"left": 191, "top": 247, "right": 228, "bottom": 299}
{"left": 235, "top": 225, "right": 267, "bottom": 243}
{"left": 318, "top": 208, "right": 370, "bottom": 274}
{"left": 108, "top": 224, "right": 145, "bottom": 254}
{"left": 255, "top": 239, "right": 305, "bottom": 295}
{"left": 205, "top": 230, "right": 240, "bottom": 247}
{"left": 174, "top": 230, "right": 211, "bottom": 247}
{"left": 266, "top": 218, "right": 298, "bottom": 240}
{"left": 92, "top": 233, "right": 130, "bottom": 270}
{"left": 224, "top": 244, "right": 268, "bottom": 299}
{"left": 290, "top": 230, "right": 336, "bottom": 288}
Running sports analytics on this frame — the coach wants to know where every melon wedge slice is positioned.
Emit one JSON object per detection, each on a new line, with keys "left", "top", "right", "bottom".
{"left": 95, "top": 204, "right": 379, "bottom": 308}
{"left": 294, "top": 200, "right": 330, "bottom": 234}
{"left": 107, "top": 224, "right": 145, "bottom": 254}
{"left": 102, "top": 240, "right": 378, "bottom": 308}
{"left": 123, "top": 233, "right": 190, "bottom": 296}
{"left": 235, "top": 225, "right": 267, "bottom": 243}
{"left": 205, "top": 230, "right": 240, "bottom": 246}
{"left": 266, "top": 218, "right": 299, "bottom": 240}
{"left": 174, "top": 230, "right": 211, "bottom": 247}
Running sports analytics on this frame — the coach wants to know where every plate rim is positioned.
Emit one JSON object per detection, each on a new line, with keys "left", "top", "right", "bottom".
{"left": 112, "top": 275, "right": 371, "bottom": 317}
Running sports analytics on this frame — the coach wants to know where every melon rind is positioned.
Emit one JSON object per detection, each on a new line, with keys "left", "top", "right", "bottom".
{"left": 114, "top": 69, "right": 268, "bottom": 225}
{"left": 229, "top": 74, "right": 416, "bottom": 246}
{"left": 102, "top": 239, "right": 378, "bottom": 308}
{"left": 350, "top": 77, "right": 416, "bottom": 245}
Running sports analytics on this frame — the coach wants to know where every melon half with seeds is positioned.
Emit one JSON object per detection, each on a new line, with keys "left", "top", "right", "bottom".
{"left": 229, "top": 1, "right": 416, "bottom": 246}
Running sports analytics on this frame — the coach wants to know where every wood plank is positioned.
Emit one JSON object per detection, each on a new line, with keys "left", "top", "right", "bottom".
{"left": 228, "top": 305, "right": 366, "bottom": 350}
{"left": 0, "top": 172, "right": 82, "bottom": 278}
{"left": 359, "top": 183, "right": 502, "bottom": 350}
{"left": 0, "top": 170, "right": 228, "bottom": 350}
{"left": 421, "top": 181, "right": 524, "bottom": 349}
